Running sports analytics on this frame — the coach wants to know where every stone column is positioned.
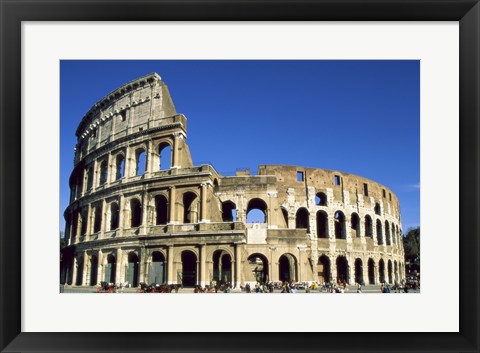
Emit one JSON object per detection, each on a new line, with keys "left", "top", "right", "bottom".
{"left": 139, "top": 248, "right": 147, "bottom": 284}
{"left": 106, "top": 152, "right": 112, "bottom": 186}
{"left": 200, "top": 244, "right": 206, "bottom": 287}
{"left": 82, "top": 251, "right": 89, "bottom": 286}
{"left": 330, "top": 255, "right": 337, "bottom": 284}
{"left": 115, "top": 249, "right": 123, "bottom": 285}
{"left": 100, "top": 199, "right": 107, "bottom": 239}
{"left": 200, "top": 183, "right": 208, "bottom": 222}
{"left": 146, "top": 139, "right": 153, "bottom": 175}
{"left": 374, "top": 260, "right": 380, "bottom": 284}
{"left": 72, "top": 256, "right": 78, "bottom": 286}
{"left": 172, "top": 132, "right": 180, "bottom": 168}
{"left": 119, "top": 194, "right": 125, "bottom": 235}
{"left": 169, "top": 187, "right": 176, "bottom": 224}
{"left": 362, "top": 259, "right": 369, "bottom": 285}
{"left": 124, "top": 146, "right": 132, "bottom": 178}
{"left": 141, "top": 192, "right": 148, "bottom": 235}
{"left": 167, "top": 246, "right": 174, "bottom": 284}
{"left": 97, "top": 251, "right": 103, "bottom": 284}
{"left": 91, "top": 160, "right": 98, "bottom": 192}
{"left": 234, "top": 243, "right": 242, "bottom": 288}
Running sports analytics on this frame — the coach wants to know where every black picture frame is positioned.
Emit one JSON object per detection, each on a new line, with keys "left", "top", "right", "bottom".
{"left": 1, "top": 1, "right": 479, "bottom": 352}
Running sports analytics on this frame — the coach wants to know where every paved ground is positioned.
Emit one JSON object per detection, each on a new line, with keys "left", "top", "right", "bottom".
{"left": 60, "top": 285, "right": 420, "bottom": 294}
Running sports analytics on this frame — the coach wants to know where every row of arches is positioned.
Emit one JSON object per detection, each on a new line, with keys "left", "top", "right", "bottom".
{"left": 74, "top": 143, "right": 172, "bottom": 198}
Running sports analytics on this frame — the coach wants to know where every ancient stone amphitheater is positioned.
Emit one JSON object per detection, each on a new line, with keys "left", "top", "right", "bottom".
{"left": 61, "top": 73, "right": 405, "bottom": 289}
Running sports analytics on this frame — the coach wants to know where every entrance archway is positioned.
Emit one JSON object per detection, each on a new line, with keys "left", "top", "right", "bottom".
{"left": 89, "top": 255, "right": 98, "bottom": 286}
{"left": 104, "top": 254, "right": 116, "bottom": 283}
{"left": 213, "top": 250, "right": 232, "bottom": 284}
{"left": 149, "top": 251, "right": 165, "bottom": 284}
{"left": 336, "top": 256, "right": 348, "bottom": 284}
{"left": 279, "top": 254, "right": 297, "bottom": 282}
{"left": 181, "top": 251, "right": 197, "bottom": 287}
{"left": 387, "top": 260, "right": 393, "bottom": 284}
{"left": 75, "top": 256, "right": 84, "bottom": 286}
{"left": 318, "top": 255, "right": 331, "bottom": 284}
{"left": 247, "top": 254, "right": 268, "bottom": 283}
{"left": 126, "top": 252, "right": 139, "bottom": 287}
{"left": 379, "top": 259, "right": 386, "bottom": 284}
{"left": 354, "top": 258, "right": 363, "bottom": 284}
{"left": 368, "top": 258, "right": 375, "bottom": 284}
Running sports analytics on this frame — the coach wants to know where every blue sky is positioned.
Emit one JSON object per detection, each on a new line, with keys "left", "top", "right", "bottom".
{"left": 60, "top": 60, "right": 420, "bottom": 232}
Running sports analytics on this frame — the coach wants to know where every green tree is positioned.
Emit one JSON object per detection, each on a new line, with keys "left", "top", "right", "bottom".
{"left": 403, "top": 226, "right": 420, "bottom": 272}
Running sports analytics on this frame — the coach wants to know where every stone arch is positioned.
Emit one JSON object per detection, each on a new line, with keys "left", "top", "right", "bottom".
{"left": 376, "top": 219, "right": 383, "bottom": 244}
{"left": 134, "top": 147, "right": 147, "bottom": 176}
{"left": 92, "top": 203, "right": 102, "bottom": 233}
{"left": 354, "top": 258, "right": 363, "bottom": 284}
{"left": 155, "top": 194, "right": 168, "bottom": 225}
{"left": 130, "top": 198, "right": 142, "bottom": 227}
{"left": 109, "top": 202, "right": 120, "bottom": 231}
{"left": 281, "top": 207, "right": 289, "bottom": 228}
{"left": 182, "top": 191, "right": 199, "bottom": 224}
{"left": 379, "top": 258, "right": 386, "bottom": 283}
{"left": 364, "top": 215, "right": 373, "bottom": 238}
{"left": 278, "top": 253, "right": 298, "bottom": 282}
{"left": 315, "top": 192, "right": 327, "bottom": 206}
{"left": 149, "top": 251, "right": 166, "bottom": 284}
{"left": 295, "top": 207, "right": 310, "bottom": 232}
{"left": 334, "top": 211, "right": 346, "bottom": 239}
{"left": 385, "top": 220, "right": 391, "bottom": 245}
{"left": 212, "top": 250, "right": 233, "bottom": 284}
{"left": 86, "top": 167, "right": 94, "bottom": 191}
{"left": 336, "top": 256, "right": 349, "bottom": 284}
{"left": 180, "top": 250, "right": 198, "bottom": 287}
{"left": 246, "top": 253, "right": 269, "bottom": 283}
{"left": 115, "top": 153, "right": 125, "bottom": 180}
{"left": 318, "top": 254, "right": 331, "bottom": 284}
{"left": 99, "top": 160, "right": 108, "bottom": 186}
{"left": 104, "top": 254, "right": 116, "bottom": 283}
{"left": 125, "top": 252, "right": 140, "bottom": 287}
{"left": 350, "top": 212, "right": 360, "bottom": 237}
{"left": 367, "top": 258, "right": 376, "bottom": 284}
{"left": 246, "top": 198, "right": 268, "bottom": 223}
{"left": 221, "top": 201, "right": 237, "bottom": 222}
{"left": 316, "top": 211, "right": 328, "bottom": 238}
{"left": 158, "top": 141, "right": 172, "bottom": 171}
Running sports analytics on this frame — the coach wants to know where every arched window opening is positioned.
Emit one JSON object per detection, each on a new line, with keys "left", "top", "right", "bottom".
{"left": 336, "top": 256, "right": 348, "bottom": 284}
{"left": 374, "top": 203, "right": 381, "bottom": 216}
{"left": 350, "top": 213, "right": 360, "bottom": 237}
{"left": 376, "top": 219, "right": 383, "bottom": 244}
{"left": 315, "top": 192, "right": 327, "bottom": 206}
{"left": 394, "top": 261, "right": 399, "bottom": 284}
{"left": 213, "top": 250, "right": 232, "bottom": 284}
{"left": 247, "top": 254, "right": 269, "bottom": 283}
{"left": 222, "top": 201, "right": 237, "bottom": 222}
{"left": 135, "top": 149, "right": 146, "bottom": 176}
{"left": 99, "top": 160, "right": 108, "bottom": 186}
{"left": 387, "top": 260, "right": 393, "bottom": 284}
{"left": 149, "top": 252, "right": 166, "bottom": 284}
{"left": 379, "top": 259, "right": 386, "bottom": 283}
{"left": 295, "top": 208, "right": 310, "bottom": 232}
{"left": 364, "top": 215, "right": 373, "bottom": 238}
{"left": 115, "top": 155, "right": 125, "bottom": 180}
{"left": 392, "top": 223, "right": 396, "bottom": 244}
{"left": 316, "top": 211, "right": 328, "bottom": 238}
{"left": 80, "top": 211, "right": 87, "bottom": 236}
{"left": 104, "top": 254, "right": 116, "bottom": 283}
{"left": 110, "top": 203, "right": 119, "bottom": 231}
{"left": 246, "top": 198, "right": 267, "bottom": 223}
{"left": 130, "top": 199, "right": 142, "bottom": 227}
{"left": 368, "top": 258, "right": 375, "bottom": 285}
{"left": 86, "top": 167, "right": 94, "bottom": 191}
{"left": 318, "top": 255, "right": 331, "bottom": 284}
{"left": 181, "top": 251, "right": 197, "bottom": 287}
{"left": 89, "top": 255, "right": 98, "bottom": 286}
{"left": 385, "top": 221, "right": 391, "bottom": 245}
{"left": 75, "top": 257, "right": 84, "bottom": 286}
{"left": 155, "top": 195, "right": 168, "bottom": 225}
{"left": 93, "top": 205, "right": 102, "bottom": 233}
{"left": 354, "top": 258, "right": 363, "bottom": 285}
{"left": 159, "top": 143, "right": 171, "bottom": 170}
{"left": 183, "top": 192, "right": 198, "bottom": 224}
{"left": 334, "top": 211, "right": 346, "bottom": 239}
{"left": 279, "top": 254, "right": 297, "bottom": 282}
{"left": 126, "top": 252, "right": 139, "bottom": 287}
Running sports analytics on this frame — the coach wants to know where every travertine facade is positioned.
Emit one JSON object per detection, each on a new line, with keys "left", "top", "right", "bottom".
{"left": 61, "top": 73, "right": 405, "bottom": 288}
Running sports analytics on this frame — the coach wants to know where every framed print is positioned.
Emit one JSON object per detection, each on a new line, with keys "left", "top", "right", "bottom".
{"left": 1, "top": 0, "right": 479, "bottom": 352}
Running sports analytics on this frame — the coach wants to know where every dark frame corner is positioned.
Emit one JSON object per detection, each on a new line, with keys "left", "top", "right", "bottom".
{"left": 1, "top": 1, "right": 478, "bottom": 352}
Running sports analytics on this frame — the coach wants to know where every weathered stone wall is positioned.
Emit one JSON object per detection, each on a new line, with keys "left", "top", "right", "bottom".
{"left": 61, "top": 73, "right": 406, "bottom": 289}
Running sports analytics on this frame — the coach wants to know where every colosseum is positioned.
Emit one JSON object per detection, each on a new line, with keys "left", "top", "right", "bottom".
{"left": 61, "top": 72, "right": 405, "bottom": 290}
